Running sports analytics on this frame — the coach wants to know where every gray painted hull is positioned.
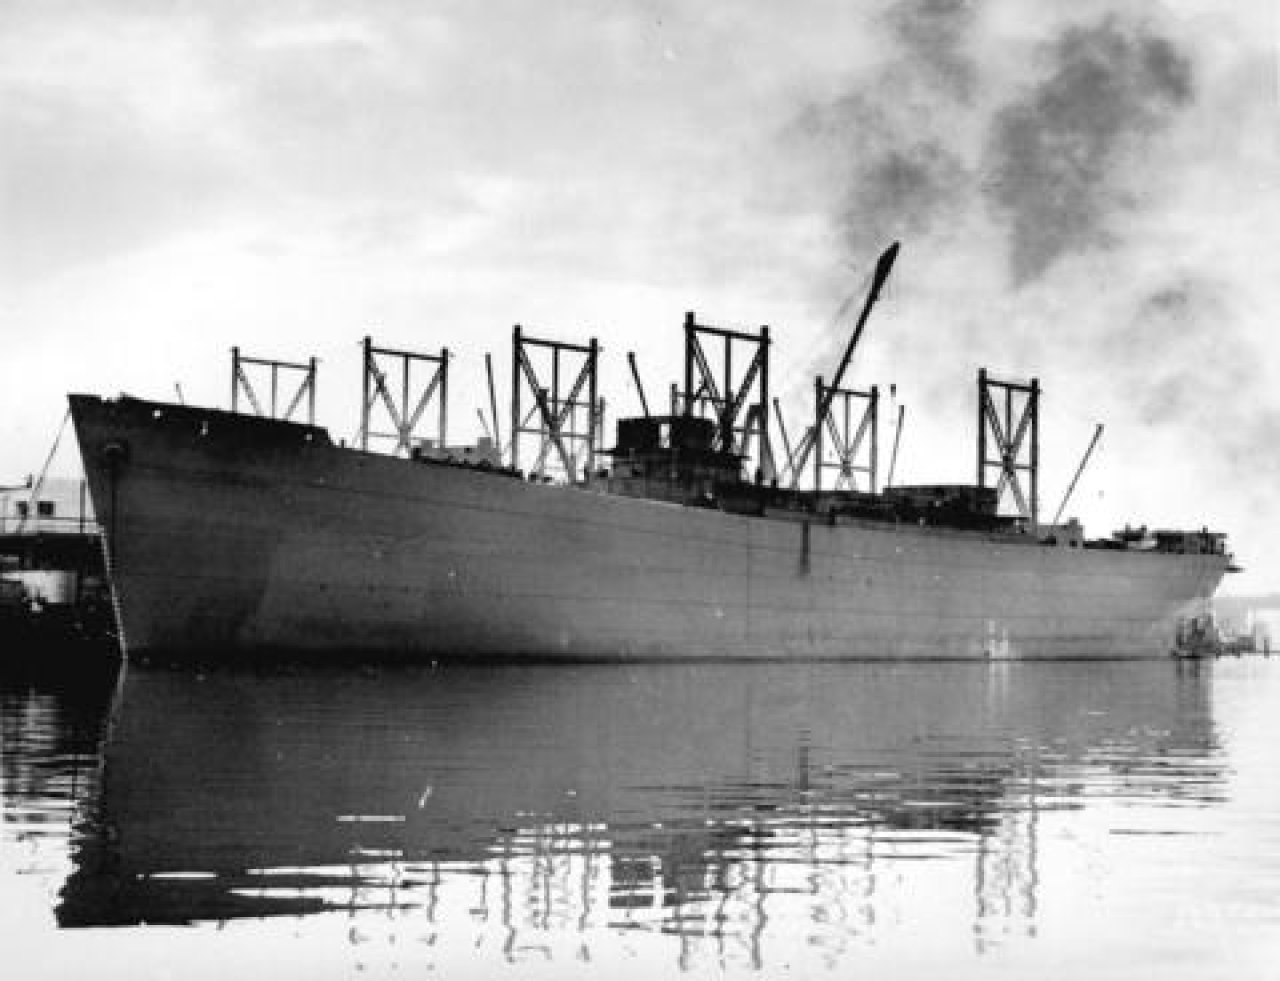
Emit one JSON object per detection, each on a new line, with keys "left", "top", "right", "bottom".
{"left": 70, "top": 395, "right": 1228, "bottom": 660}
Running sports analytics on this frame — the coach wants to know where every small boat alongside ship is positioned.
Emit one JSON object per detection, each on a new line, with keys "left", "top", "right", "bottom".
{"left": 67, "top": 245, "right": 1235, "bottom": 661}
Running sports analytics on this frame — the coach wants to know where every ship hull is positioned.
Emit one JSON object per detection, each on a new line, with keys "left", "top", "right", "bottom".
{"left": 70, "top": 395, "right": 1228, "bottom": 660}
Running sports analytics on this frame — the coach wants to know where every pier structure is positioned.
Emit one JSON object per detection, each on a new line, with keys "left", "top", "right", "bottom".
{"left": 0, "top": 475, "right": 112, "bottom": 650}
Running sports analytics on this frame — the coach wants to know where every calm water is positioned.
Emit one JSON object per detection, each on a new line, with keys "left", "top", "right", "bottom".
{"left": 2, "top": 656, "right": 1278, "bottom": 979}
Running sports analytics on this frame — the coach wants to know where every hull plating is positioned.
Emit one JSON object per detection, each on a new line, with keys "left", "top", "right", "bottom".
{"left": 70, "top": 396, "right": 1227, "bottom": 660}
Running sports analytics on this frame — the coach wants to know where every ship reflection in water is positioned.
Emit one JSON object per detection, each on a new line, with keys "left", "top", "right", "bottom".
{"left": 3, "top": 658, "right": 1278, "bottom": 979}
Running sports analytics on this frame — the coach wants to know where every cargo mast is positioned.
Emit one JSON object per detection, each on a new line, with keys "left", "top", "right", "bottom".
{"left": 977, "top": 368, "right": 1040, "bottom": 528}
{"left": 510, "top": 326, "right": 601, "bottom": 481}
{"left": 812, "top": 378, "right": 879, "bottom": 492}
{"left": 678, "top": 313, "right": 774, "bottom": 481}
{"left": 231, "top": 348, "right": 318, "bottom": 424}
{"left": 358, "top": 337, "right": 449, "bottom": 457}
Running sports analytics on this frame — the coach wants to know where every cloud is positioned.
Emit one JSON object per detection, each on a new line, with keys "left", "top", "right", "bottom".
{"left": 0, "top": 87, "right": 237, "bottom": 279}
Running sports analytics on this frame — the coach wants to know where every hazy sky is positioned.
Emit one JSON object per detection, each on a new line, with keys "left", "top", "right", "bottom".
{"left": 2, "top": 0, "right": 1277, "bottom": 589}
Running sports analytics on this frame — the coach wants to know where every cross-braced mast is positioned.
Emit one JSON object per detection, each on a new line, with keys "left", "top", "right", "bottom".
{"left": 510, "top": 326, "right": 600, "bottom": 481}
{"left": 231, "top": 348, "right": 317, "bottom": 423}
{"left": 358, "top": 337, "right": 449, "bottom": 456}
{"left": 977, "top": 368, "right": 1040, "bottom": 526}
{"left": 678, "top": 312, "right": 774, "bottom": 481}
{"left": 813, "top": 378, "right": 878, "bottom": 492}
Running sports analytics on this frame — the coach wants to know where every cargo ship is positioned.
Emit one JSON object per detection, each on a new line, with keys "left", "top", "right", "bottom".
{"left": 68, "top": 246, "right": 1233, "bottom": 660}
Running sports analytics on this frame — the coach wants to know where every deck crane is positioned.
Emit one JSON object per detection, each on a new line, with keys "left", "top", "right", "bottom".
{"left": 789, "top": 241, "right": 899, "bottom": 489}
{"left": 627, "top": 351, "right": 652, "bottom": 419}
{"left": 1051, "top": 423, "right": 1105, "bottom": 527}
{"left": 772, "top": 397, "right": 797, "bottom": 480}
{"left": 886, "top": 402, "right": 906, "bottom": 487}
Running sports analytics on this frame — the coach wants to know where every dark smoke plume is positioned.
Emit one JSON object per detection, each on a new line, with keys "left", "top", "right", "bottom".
{"left": 985, "top": 17, "right": 1195, "bottom": 284}
{"left": 838, "top": 130, "right": 968, "bottom": 260}
{"left": 1096, "top": 274, "right": 1280, "bottom": 519}
{"left": 881, "top": 0, "right": 979, "bottom": 101}
{"left": 1107, "top": 277, "right": 1244, "bottom": 426}
{"left": 790, "top": 0, "right": 978, "bottom": 263}
{"left": 775, "top": 2, "right": 1277, "bottom": 575}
